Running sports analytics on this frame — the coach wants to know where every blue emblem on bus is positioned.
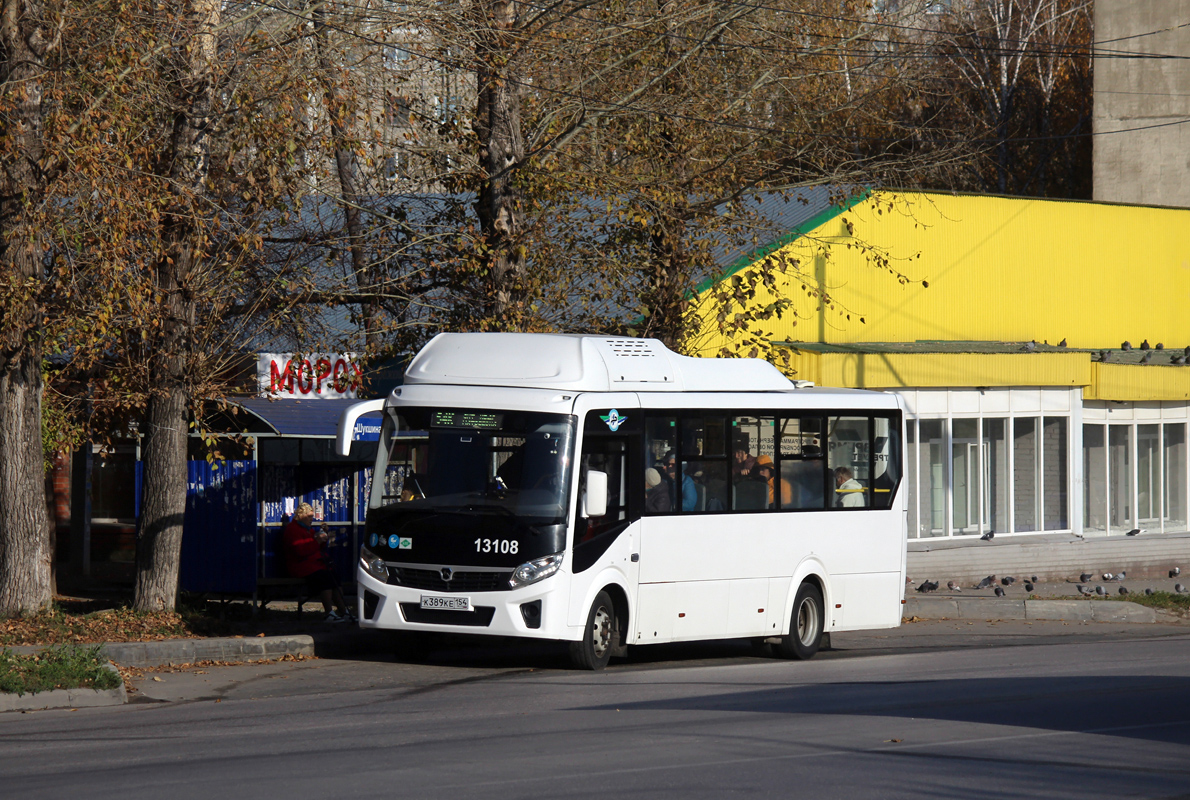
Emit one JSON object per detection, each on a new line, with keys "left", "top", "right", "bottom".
{"left": 601, "top": 409, "right": 626, "bottom": 431}
{"left": 369, "top": 534, "right": 379, "bottom": 548}
{"left": 388, "top": 534, "right": 400, "bottom": 549}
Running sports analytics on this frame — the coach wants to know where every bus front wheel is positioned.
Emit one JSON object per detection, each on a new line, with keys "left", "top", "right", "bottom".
{"left": 570, "top": 590, "right": 614, "bottom": 670}
{"left": 773, "top": 582, "right": 823, "bottom": 660}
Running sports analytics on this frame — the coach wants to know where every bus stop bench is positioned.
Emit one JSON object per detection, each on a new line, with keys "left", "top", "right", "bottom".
{"left": 253, "top": 578, "right": 312, "bottom": 616}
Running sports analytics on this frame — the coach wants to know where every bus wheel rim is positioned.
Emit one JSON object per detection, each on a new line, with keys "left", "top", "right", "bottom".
{"left": 592, "top": 606, "right": 612, "bottom": 657}
{"left": 797, "top": 598, "right": 817, "bottom": 645}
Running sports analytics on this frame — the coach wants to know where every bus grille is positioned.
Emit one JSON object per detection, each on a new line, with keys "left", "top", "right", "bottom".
{"left": 388, "top": 566, "right": 511, "bottom": 592}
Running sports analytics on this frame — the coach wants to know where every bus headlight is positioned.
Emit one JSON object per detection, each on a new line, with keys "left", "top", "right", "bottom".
{"left": 509, "top": 552, "right": 564, "bottom": 589}
{"left": 360, "top": 546, "right": 389, "bottom": 582}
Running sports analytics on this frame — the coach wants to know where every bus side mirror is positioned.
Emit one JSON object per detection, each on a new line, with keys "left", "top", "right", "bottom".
{"left": 583, "top": 470, "right": 608, "bottom": 518}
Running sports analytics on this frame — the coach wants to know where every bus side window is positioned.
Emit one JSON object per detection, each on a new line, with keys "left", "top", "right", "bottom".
{"left": 778, "top": 416, "right": 827, "bottom": 510}
{"left": 681, "top": 416, "right": 728, "bottom": 513}
{"left": 644, "top": 416, "right": 677, "bottom": 515}
{"left": 870, "top": 416, "right": 902, "bottom": 509}
{"left": 827, "top": 416, "right": 870, "bottom": 508}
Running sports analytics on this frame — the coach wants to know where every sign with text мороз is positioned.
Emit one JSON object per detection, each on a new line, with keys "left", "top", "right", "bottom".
{"left": 258, "top": 353, "right": 363, "bottom": 400}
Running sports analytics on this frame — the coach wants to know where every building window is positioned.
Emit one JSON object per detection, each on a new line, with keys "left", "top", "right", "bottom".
{"left": 1165, "top": 424, "right": 1187, "bottom": 531}
{"left": 984, "top": 418, "right": 1010, "bottom": 534}
{"left": 919, "top": 419, "right": 946, "bottom": 537}
{"left": 1084, "top": 424, "right": 1107, "bottom": 533}
{"left": 1109, "top": 425, "right": 1133, "bottom": 533}
{"left": 1043, "top": 417, "right": 1069, "bottom": 530}
{"left": 1013, "top": 417, "right": 1039, "bottom": 532}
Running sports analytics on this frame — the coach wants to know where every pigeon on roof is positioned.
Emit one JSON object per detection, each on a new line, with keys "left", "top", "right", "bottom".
{"left": 1058, "top": 338, "right": 1067, "bottom": 347}
{"left": 1140, "top": 351, "right": 1153, "bottom": 364}
{"left": 1122, "top": 341, "right": 1132, "bottom": 350}
{"left": 1141, "top": 339, "right": 1151, "bottom": 350}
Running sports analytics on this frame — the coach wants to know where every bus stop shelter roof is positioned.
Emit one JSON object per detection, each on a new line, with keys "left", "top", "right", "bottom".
{"left": 229, "top": 398, "right": 376, "bottom": 438}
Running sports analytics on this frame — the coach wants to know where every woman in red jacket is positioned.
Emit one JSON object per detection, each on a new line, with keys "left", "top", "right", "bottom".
{"left": 282, "top": 502, "right": 354, "bottom": 622}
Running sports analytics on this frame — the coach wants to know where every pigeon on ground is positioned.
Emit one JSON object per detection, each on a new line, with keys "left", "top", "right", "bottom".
{"left": 1126, "top": 528, "right": 1144, "bottom": 536}
{"left": 1122, "top": 341, "right": 1132, "bottom": 351}
{"left": 1103, "top": 572, "right": 1115, "bottom": 581}
{"left": 1118, "top": 586, "right": 1129, "bottom": 595}
{"left": 1116, "top": 571, "right": 1126, "bottom": 581}
{"left": 975, "top": 575, "right": 996, "bottom": 589}
{"left": 917, "top": 580, "right": 939, "bottom": 593}
{"left": 1140, "top": 351, "right": 1153, "bottom": 364}
{"left": 980, "top": 531, "right": 995, "bottom": 541}
{"left": 1001, "top": 576, "right": 1016, "bottom": 585}
{"left": 1176, "top": 584, "right": 1188, "bottom": 594}
{"left": 1171, "top": 567, "right": 1181, "bottom": 578}
{"left": 1145, "top": 588, "right": 1155, "bottom": 596}
{"left": 994, "top": 586, "right": 1006, "bottom": 597}
{"left": 1096, "top": 585, "right": 1107, "bottom": 596}
{"left": 1077, "top": 585, "right": 1092, "bottom": 596}
{"left": 1030, "top": 576, "right": 1038, "bottom": 583}
{"left": 1024, "top": 582, "right": 1034, "bottom": 592}
{"left": 1080, "top": 572, "right": 1094, "bottom": 583}
{"left": 947, "top": 581, "right": 961, "bottom": 592}
{"left": 1141, "top": 339, "right": 1151, "bottom": 350}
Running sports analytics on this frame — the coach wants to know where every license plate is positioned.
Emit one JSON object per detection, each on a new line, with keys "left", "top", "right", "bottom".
{"left": 420, "top": 595, "right": 472, "bottom": 612}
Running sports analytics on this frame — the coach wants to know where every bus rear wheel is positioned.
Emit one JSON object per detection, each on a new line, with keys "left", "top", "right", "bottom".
{"left": 773, "top": 582, "right": 823, "bottom": 660}
{"left": 570, "top": 590, "right": 614, "bottom": 670}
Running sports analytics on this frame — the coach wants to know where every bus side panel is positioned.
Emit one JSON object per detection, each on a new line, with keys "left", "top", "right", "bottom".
{"left": 832, "top": 572, "right": 904, "bottom": 630}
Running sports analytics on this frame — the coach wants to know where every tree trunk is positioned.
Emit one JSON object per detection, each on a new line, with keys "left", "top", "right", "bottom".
{"left": 134, "top": 0, "right": 218, "bottom": 612}
{"left": 312, "top": 3, "right": 380, "bottom": 352}
{"left": 473, "top": 0, "right": 526, "bottom": 328}
{"left": 0, "top": 0, "right": 58, "bottom": 615}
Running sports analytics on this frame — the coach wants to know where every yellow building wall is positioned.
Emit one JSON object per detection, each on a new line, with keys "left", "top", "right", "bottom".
{"left": 694, "top": 192, "right": 1190, "bottom": 356}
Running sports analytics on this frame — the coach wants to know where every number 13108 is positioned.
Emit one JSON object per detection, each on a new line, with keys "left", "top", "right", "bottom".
{"left": 475, "top": 538, "right": 519, "bottom": 554}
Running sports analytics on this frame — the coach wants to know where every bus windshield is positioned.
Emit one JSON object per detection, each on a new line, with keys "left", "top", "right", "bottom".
{"left": 371, "top": 407, "right": 574, "bottom": 526}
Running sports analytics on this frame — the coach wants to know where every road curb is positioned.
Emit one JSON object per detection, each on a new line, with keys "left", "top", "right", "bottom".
{"left": 903, "top": 597, "right": 1178, "bottom": 623}
{"left": 7, "top": 635, "right": 317, "bottom": 668}
{"left": 0, "top": 664, "right": 126, "bottom": 713}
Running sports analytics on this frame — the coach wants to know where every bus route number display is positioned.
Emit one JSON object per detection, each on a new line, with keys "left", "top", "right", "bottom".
{"left": 431, "top": 411, "right": 503, "bottom": 429}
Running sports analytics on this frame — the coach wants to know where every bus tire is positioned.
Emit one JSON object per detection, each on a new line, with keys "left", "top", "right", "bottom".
{"left": 773, "top": 582, "right": 824, "bottom": 660}
{"left": 570, "top": 590, "right": 615, "bottom": 670}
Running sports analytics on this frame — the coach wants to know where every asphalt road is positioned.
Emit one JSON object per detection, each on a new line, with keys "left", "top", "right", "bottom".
{"left": 3, "top": 620, "right": 1190, "bottom": 800}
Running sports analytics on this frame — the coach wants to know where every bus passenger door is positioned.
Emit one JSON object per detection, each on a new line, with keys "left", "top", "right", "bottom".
{"left": 569, "top": 407, "right": 641, "bottom": 640}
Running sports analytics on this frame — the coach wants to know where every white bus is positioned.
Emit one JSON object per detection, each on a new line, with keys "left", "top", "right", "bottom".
{"left": 337, "top": 333, "right": 907, "bottom": 669}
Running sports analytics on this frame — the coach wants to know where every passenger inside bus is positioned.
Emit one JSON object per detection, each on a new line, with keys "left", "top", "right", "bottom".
{"left": 834, "top": 466, "right": 866, "bottom": 507}
{"left": 645, "top": 467, "right": 670, "bottom": 512}
{"left": 755, "top": 455, "right": 793, "bottom": 509}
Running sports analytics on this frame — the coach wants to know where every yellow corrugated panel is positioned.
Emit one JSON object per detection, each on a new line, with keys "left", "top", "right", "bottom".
{"left": 780, "top": 349, "right": 821, "bottom": 384}
{"left": 1087, "top": 363, "right": 1190, "bottom": 401}
{"left": 693, "top": 192, "right": 1190, "bottom": 352}
{"left": 816, "top": 352, "right": 1092, "bottom": 389}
